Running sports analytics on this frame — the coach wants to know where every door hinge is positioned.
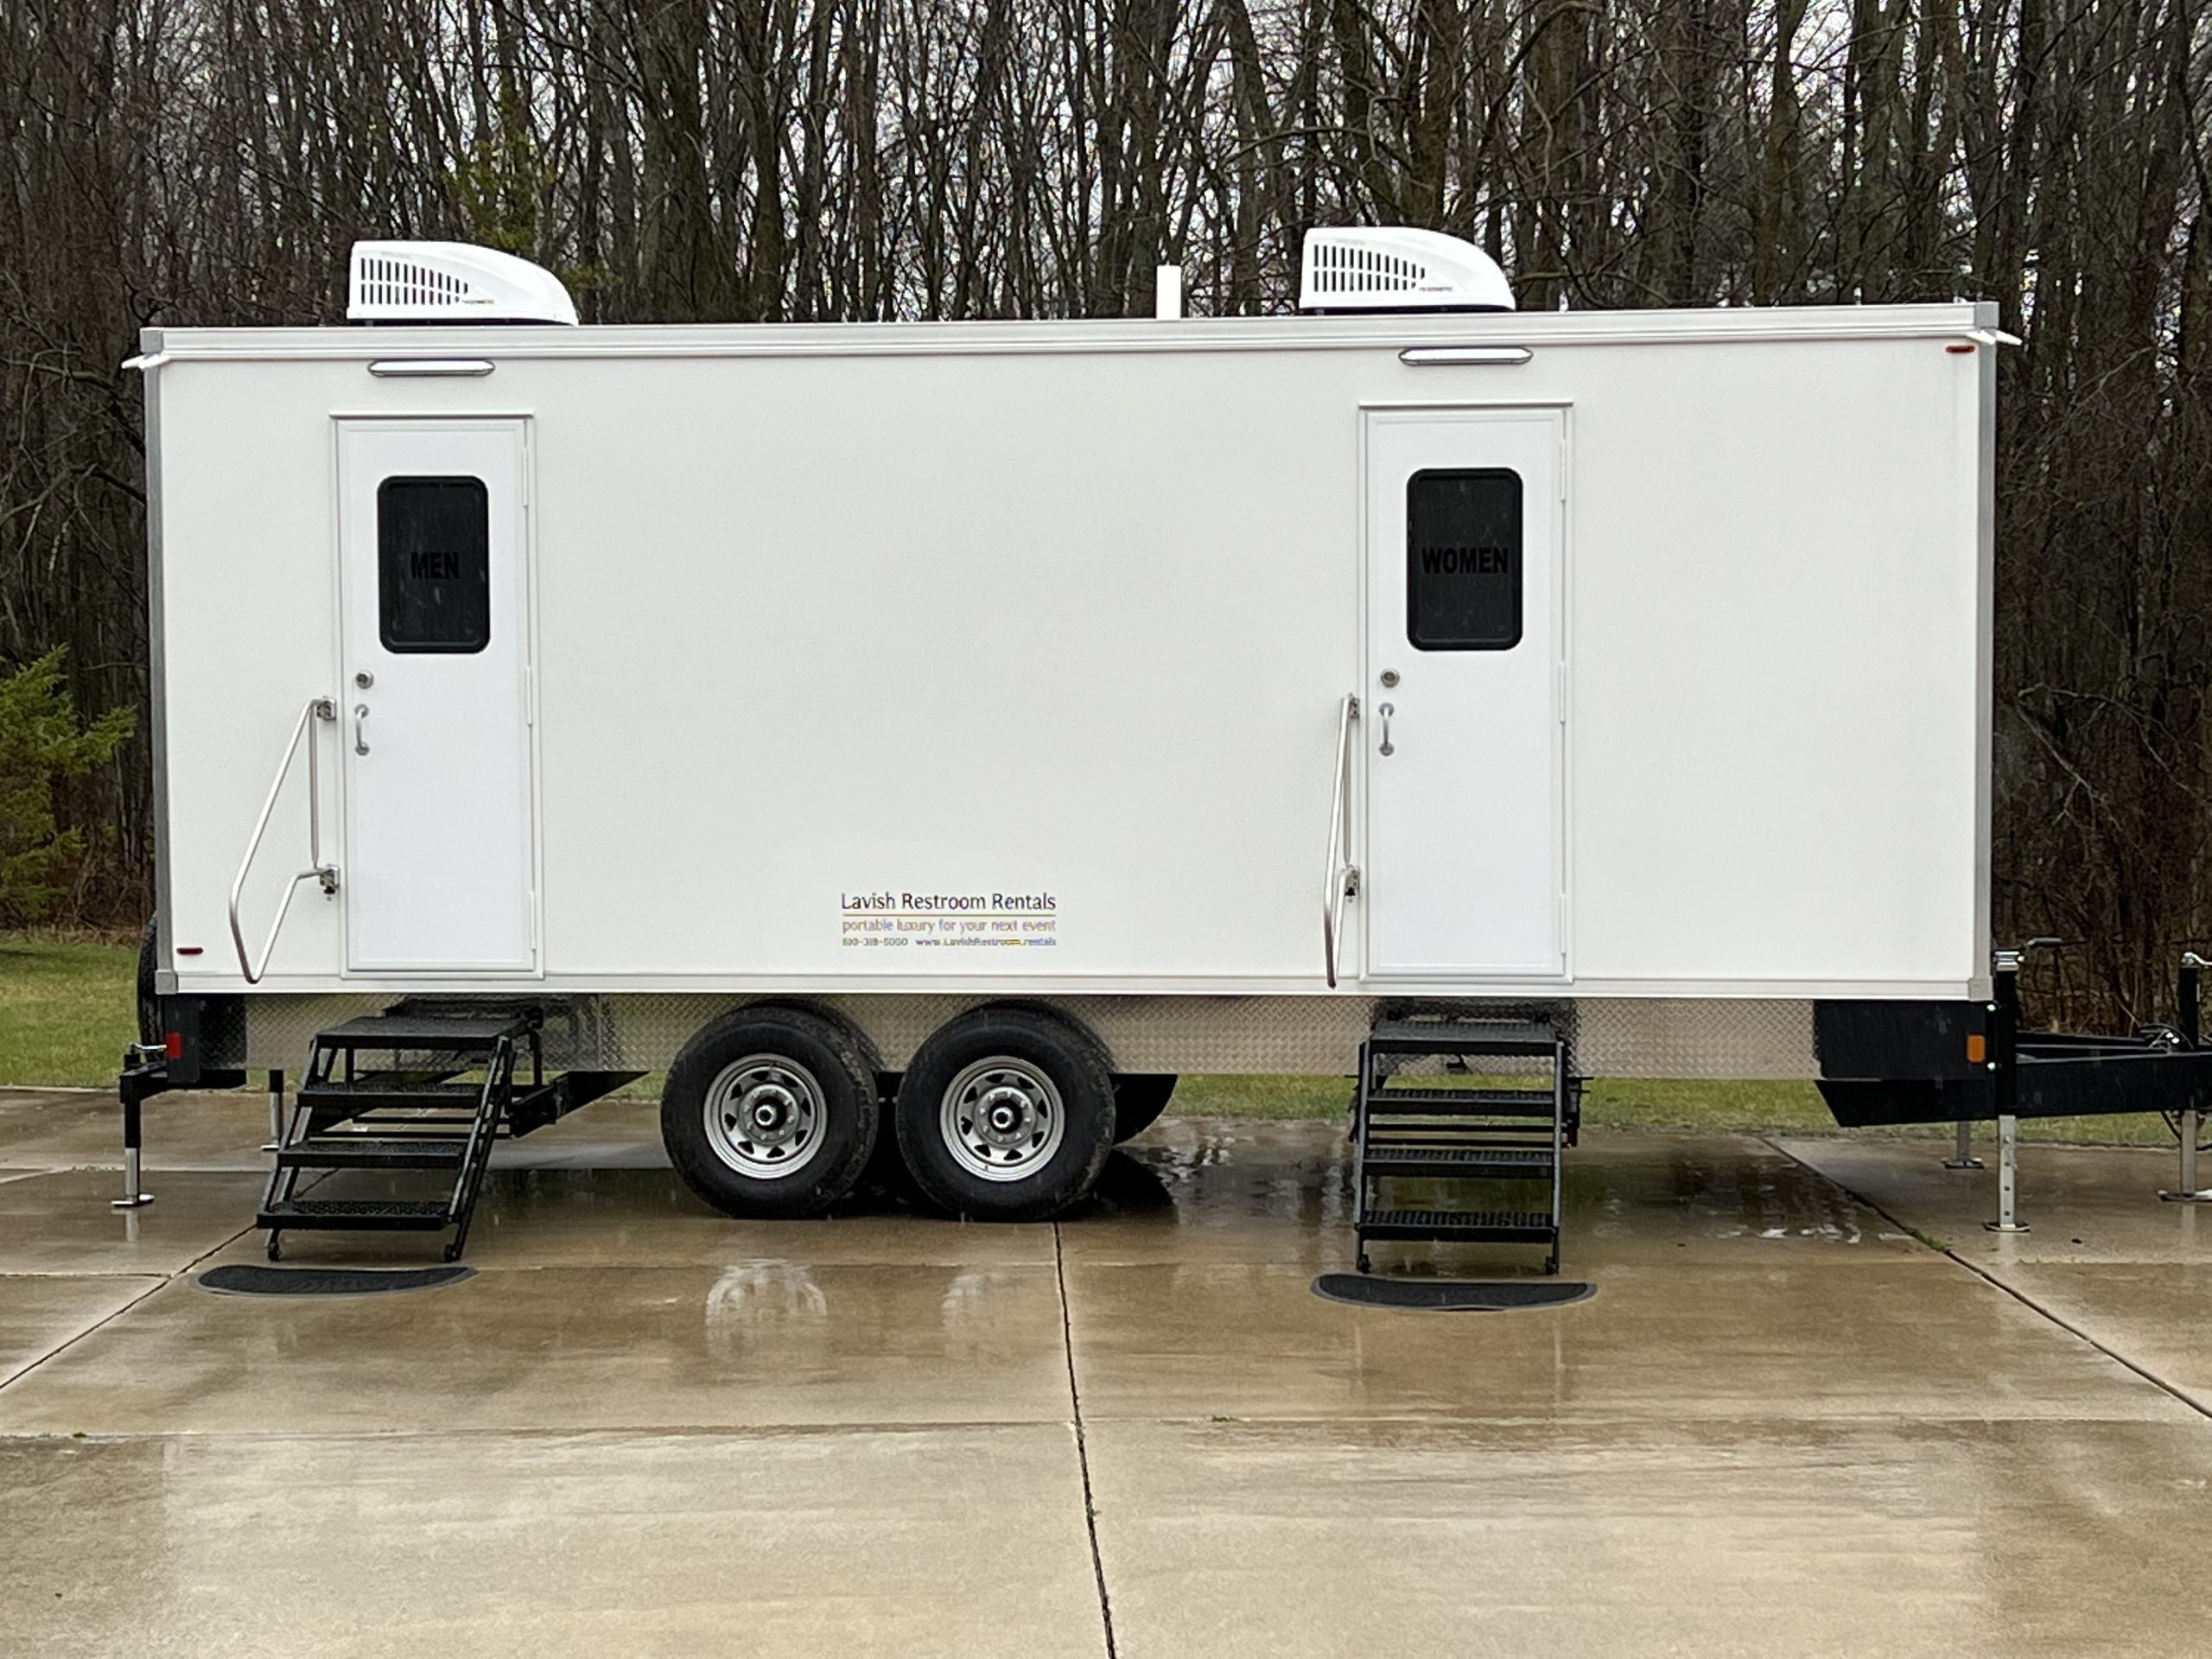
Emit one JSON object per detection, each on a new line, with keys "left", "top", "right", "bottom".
{"left": 524, "top": 664, "right": 535, "bottom": 727}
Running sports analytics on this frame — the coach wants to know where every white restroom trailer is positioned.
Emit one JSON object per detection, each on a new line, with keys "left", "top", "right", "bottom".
{"left": 125, "top": 234, "right": 2005, "bottom": 1236}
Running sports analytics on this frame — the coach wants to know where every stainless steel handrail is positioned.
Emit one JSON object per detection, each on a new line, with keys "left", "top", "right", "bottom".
{"left": 1322, "top": 693, "right": 1360, "bottom": 988}
{"left": 227, "top": 697, "right": 339, "bottom": 984}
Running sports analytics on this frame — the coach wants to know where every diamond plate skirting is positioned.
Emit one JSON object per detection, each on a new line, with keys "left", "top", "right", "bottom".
{"left": 234, "top": 993, "right": 1818, "bottom": 1079}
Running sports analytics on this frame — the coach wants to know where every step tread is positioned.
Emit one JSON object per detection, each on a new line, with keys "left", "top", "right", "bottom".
{"left": 339, "top": 1118, "right": 486, "bottom": 1133}
{"left": 1369, "top": 1019, "right": 1559, "bottom": 1056}
{"left": 275, "top": 1139, "right": 467, "bottom": 1169}
{"left": 1358, "top": 1206, "right": 1559, "bottom": 1240}
{"left": 302, "top": 1081, "right": 486, "bottom": 1103}
{"left": 315, "top": 1014, "right": 532, "bottom": 1049}
{"left": 1362, "top": 1147, "right": 1555, "bottom": 1172}
{"left": 1365, "top": 1086, "right": 1566, "bottom": 1116}
{"left": 300, "top": 1081, "right": 557, "bottom": 1122}
{"left": 257, "top": 1197, "right": 454, "bottom": 1230}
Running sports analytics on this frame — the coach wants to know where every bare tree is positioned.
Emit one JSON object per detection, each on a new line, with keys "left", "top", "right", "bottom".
{"left": 4, "top": 0, "right": 2209, "bottom": 1022}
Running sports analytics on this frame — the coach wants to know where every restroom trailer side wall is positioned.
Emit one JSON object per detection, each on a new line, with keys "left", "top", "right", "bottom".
{"left": 143, "top": 306, "right": 1993, "bottom": 1075}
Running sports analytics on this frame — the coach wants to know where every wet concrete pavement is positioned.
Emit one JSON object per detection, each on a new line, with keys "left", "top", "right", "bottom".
{"left": 3, "top": 1087, "right": 2210, "bottom": 1656}
{"left": 1781, "top": 1134, "right": 2212, "bottom": 1421}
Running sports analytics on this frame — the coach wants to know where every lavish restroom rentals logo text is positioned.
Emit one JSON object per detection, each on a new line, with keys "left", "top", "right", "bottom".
{"left": 839, "top": 891, "right": 1059, "bottom": 950}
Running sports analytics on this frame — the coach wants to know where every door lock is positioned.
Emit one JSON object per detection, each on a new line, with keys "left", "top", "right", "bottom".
{"left": 353, "top": 703, "right": 371, "bottom": 756}
{"left": 1378, "top": 702, "right": 1395, "bottom": 756}
{"left": 354, "top": 671, "right": 374, "bottom": 690}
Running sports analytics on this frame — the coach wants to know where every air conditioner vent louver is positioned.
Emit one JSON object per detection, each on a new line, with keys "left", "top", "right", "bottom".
{"left": 357, "top": 257, "right": 474, "bottom": 311}
{"left": 1298, "top": 227, "right": 1515, "bottom": 314}
{"left": 346, "top": 240, "right": 579, "bottom": 325}
{"left": 1310, "top": 243, "right": 1424, "bottom": 295}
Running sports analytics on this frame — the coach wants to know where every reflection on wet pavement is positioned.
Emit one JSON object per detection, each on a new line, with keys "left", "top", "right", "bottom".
{"left": 0, "top": 1258, "right": 1075, "bottom": 1435}
{"left": 1069, "top": 1125, "right": 1918, "bottom": 1270}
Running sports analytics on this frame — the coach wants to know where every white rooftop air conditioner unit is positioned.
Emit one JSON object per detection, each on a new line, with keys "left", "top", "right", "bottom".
{"left": 346, "top": 241, "right": 579, "bottom": 325}
{"left": 1298, "top": 227, "right": 1515, "bottom": 314}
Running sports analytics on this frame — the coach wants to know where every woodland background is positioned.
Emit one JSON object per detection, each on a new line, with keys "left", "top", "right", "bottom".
{"left": 3, "top": 0, "right": 2208, "bottom": 1023}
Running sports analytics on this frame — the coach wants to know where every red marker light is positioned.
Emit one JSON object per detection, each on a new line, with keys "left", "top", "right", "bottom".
{"left": 164, "top": 1032, "right": 184, "bottom": 1058}
{"left": 176, "top": 945, "right": 203, "bottom": 957}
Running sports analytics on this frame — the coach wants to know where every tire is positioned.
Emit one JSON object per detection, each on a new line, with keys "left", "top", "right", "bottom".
{"left": 661, "top": 1006, "right": 879, "bottom": 1219}
{"left": 894, "top": 1007, "right": 1117, "bottom": 1221}
{"left": 1111, "top": 1074, "right": 1178, "bottom": 1142}
{"left": 135, "top": 918, "right": 160, "bottom": 1049}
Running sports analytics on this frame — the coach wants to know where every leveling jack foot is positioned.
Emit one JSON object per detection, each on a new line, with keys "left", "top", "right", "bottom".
{"left": 1983, "top": 1219, "right": 2031, "bottom": 1234}
{"left": 111, "top": 1146, "right": 152, "bottom": 1209}
{"left": 1943, "top": 1121, "right": 1983, "bottom": 1170}
{"left": 2158, "top": 1189, "right": 2212, "bottom": 1204}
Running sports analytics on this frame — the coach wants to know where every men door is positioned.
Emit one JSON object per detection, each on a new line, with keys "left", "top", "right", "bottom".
{"left": 336, "top": 419, "right": 536, "bottom": 973}
{"left": 1363, "top": 407, "right": 1565, "bottom": 978}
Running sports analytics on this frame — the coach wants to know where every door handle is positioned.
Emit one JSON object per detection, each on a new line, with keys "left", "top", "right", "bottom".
{"left": 1322, "top": 693, "right": 1359, "bottom": 988}
{"left": 353, "top": 703, "right": 371, "bottom": 756}
{"left": 1378, "top": 702, "right": 1395, "bottom": 756}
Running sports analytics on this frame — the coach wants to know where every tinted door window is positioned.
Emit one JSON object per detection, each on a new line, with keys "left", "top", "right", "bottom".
{"left": 378, "top": 476, "right": 490, "bottom": 653}
{"left": 1406, "top": 468, "right": 1522, "bottom": 650}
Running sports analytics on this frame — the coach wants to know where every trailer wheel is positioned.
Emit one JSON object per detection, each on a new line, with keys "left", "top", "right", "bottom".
{"left": 662, "top": 1007, "right": 878, "bottom": 1219}
{"left": 1112, "top": 1074, "right": 1178, "bottom": 1142}
{"left": 136, "top": 918, "right": 160, "bottom": 1048}
{"left": 894, "top": 1008, "right": 1116, "bottom": 1221}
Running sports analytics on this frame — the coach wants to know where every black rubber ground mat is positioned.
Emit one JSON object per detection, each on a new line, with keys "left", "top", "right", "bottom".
{"left": 1311, "top": 1274, "right": 1595, "bottom": 1311}
{"left": 194, "top": 1264, "right": 475, "bottom": 1297}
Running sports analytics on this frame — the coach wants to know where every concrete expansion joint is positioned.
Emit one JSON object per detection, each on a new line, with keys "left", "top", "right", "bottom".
{"left": 1937, "top": 1264, "right": 2212, "bottom": 1425}
{"left": 0, "top": 1421, "right": 1070, "bottom": 1447}
{"left": 1053, "top": 1221, "right": 1119, "bottom": 1659}
{"left": 0, "top": 1266, "right": 181, "bottom": 1396}
{"left": 1758, "top": 1136, "right": 2212, "bottom": 1427}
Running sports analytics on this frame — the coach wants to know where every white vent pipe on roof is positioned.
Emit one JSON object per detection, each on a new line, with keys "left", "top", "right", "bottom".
{"left": 1155, "top": 265, "right": 1183, "bottom": 320}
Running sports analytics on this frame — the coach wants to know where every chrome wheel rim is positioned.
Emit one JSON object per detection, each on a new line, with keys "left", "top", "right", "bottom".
{"left": 703, "top": 1054, "right": 828, "bottom": 1179}
{"left": 941, "top": 1057, "right": 1065, "bottom": 1182}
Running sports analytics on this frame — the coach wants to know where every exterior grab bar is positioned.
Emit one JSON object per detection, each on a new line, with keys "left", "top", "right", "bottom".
{"left": 227, "top": 697, "right": 339, "bottom": 985}
{"left": 1322, "top": 694, "right": 1360, "bottom": 988}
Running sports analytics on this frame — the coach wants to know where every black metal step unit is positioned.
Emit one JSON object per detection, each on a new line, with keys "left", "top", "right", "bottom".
{"left": 1352, "top": 1014, "right": 1579, "bottom": 1276}
{"left": 257, "top": 1008, "right": 641, "bottom": 1263}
